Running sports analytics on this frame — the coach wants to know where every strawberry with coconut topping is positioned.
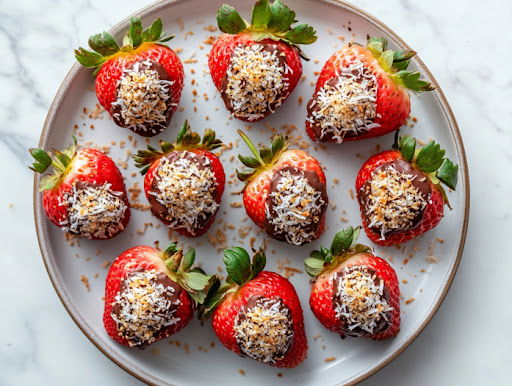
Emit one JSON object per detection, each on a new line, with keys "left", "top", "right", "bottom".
{"left": 104, "top": 242, "right": 215, "bottom": 347}
{"left": 305, "top": 226, "right": 400, "bottom": 339}
{"left": 236, "top": 131, "right": 328, "bottom": 245}
{"left": 29, "top": 137, "right": 130, "bottom": 240}
{"left": 306, "top": 36, "right": 434, "bottom": 143}
{"left": 356, "top": 133, "right": 459, "bottom": 246}
{"left": 200, "top": 247, "right": 308, "bottom": 367}
{"left": 133, "top": 121, "right": 225, "bottom": 237}
{"left": 209, "top": 0, "right": 317, "bottom": 121}
{"left": 75, "top": 17, "right": 184, "bottom": 137}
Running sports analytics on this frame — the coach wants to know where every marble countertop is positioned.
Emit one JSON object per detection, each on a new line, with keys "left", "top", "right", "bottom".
{"left": 1, "top": 0, "right": 509, "bottom": 385}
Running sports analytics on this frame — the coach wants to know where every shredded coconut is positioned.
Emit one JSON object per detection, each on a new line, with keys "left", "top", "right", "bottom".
{"left": 365, "top": 165, "right": 427, "bottom": 239}
{"left": 266, "top": 169, "right": 325, "bottom": 245}
{"left": 150, "top": 152, "right": 219, "bottom": 234}
{"left": 308, "top": 60, "right": 379, "bottom": 142}
{"left": 61, "top": 182, "right": 127, "bottom": 239}
{"left": 111, "top": 59, "right": 175, "bottom": 134}
{"left": 234, "top": 297, "right": 293, "bottom": 363}
{"left": 224, "top": 44, "right": 289, "bottom": 120}
{"left": 111, "top": 270, "right": 181, "bottom": 347}
{"left": 334, "top": 268, "right": 393, "bottom": 334}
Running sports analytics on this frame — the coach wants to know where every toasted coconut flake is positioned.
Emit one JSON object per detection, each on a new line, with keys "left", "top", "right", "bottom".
{"left": 366, "top": 166, "right": 427, "bottom": 239}
{"left": 309, "top": 60, "right": 378, "bottom": 142}
{"left": 266, "top": 170, "right": 325, "bottom": 245}
{"left": 111, "top": 59, "right": 175, "bottom": 134}
{"left": 234, "top": 297, "right": 293, "bottom": 364}
{"left": 61, "top": 182, "right": 127, "bottom": 239}
{"left": 334, "top": 268, "right": 393, "bottom": 334}
{"left": 111, "top": 270, "right": 181, "bottom": 347}
{"left": 151, "top": 152, "right": 219, "bottom": 234}
{"left": 224, "top": 44, "right": 289, "bottom": 120}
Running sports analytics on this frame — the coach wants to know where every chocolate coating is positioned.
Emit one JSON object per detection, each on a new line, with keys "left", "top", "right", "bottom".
{"left": 111, "top": 60, "right": 174, "bottom": 137}
{"left": 148, "top": 151, "right": 218, "bottom": 232}
{"left": 264, "top": 166, "right": 328, "bottom": 244}
{"left": 358, "top": 159, "right": 431, "bottom": 237}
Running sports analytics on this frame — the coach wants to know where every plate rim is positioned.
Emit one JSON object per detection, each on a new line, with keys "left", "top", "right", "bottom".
{"left": 33, "top": 0, "right": 470, "bottom": 385}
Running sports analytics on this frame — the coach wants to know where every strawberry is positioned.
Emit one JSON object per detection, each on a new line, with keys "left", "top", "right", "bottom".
{"left": 209, "top": 0, "right": 317, "bottom": 121}
{"left": 355, "top": 134, "right": 459, "bottom": 246}
{"left": 200, "top": 247, "right": 307, "bottom": 367}
{"left": 305, "top": 226, "right": 400, "bottom": 339}
{"left": 236, "top": 131, "right": 328, "bottom": 245}
{"left": 306, "top": 36, "right": 434, "bottom": 143}
{"left": 104, "top": 242, "right": 214, "bottom": 347}
{"left": 29, "top": 137, "right": 130, "bottom": 240}
{"left": 133, "top": 121, "right": 225, "bottom": 237}
{"left": 75, "top": 17, "right": 184, "bottom": 137}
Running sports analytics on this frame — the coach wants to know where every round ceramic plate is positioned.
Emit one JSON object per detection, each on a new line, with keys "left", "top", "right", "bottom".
{"left": 34, "top": 0, "right": 469, "bottom": 385}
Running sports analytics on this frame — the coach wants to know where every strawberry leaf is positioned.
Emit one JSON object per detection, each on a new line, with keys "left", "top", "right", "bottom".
{"left": 268, "top": 0, "right": 295, "bottom": 32}
{"left": 251, "top": 0, "right": 272, "bottom": 30}
{"left": 74, "top": 48, "right": 105, "bottom": 68}
{"left": 416, "top": 140, "right": 445, "bottom": 173}
{"left": 393, "top": 49, "right": 415, "bottom": 62}
{"left": 217, "top": 4, "right": 247, "bottom": 34}
{"left": 29, "top": 148, "right": 52, "bottom": 173}
{"left": 304, "top": 257, "right": 324, "bottom": 277}
{"left": 182, "top": 271, "right": 211, "bottom": 291}
{"left": 330, "top": 226, "right": 358, "bottom": 256}
{"left": 127, "top": 17, "right": 143, "bottom": 48}
{"left": 250, "top": 249, "right": 266, "bottom": 279}
{"left": 398, "top": 135, "right": 416, "bottom": 161}
{"left": 88, "top": 32, "right": 120, "bottom": 56}
{"left": 223, "top": 247, "right": 252, "bottom": 285}
{"left": 436, "top": 158, "right": 458, "bottom": 190}
{"left": 179, "top": 248, "right": 196, "bottom": 272}
{"left": 393, "top": 70, "right": 435, "bottom": 92}
{"left": 238, "top": 155, "right": 261, "bottom": 168}
{"left": 283, "top": 24, "right": 317, "bottom": 45}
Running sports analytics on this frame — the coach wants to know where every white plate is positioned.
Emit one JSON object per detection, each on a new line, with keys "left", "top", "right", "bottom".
{"left": 34, "top": 0, "right": 469, "bottom": 385}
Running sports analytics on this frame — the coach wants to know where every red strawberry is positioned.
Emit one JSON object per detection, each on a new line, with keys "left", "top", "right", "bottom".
{"left": 355, "top": 134, "right": 458, "bottom": 246}
{"left": 200, "top": 247, "right": 307, "bottom": 367}
{"left": 208, "top": 0, "right": 317, "bottom": 121}
{"left": 133, "top": 121, "right": 225, "bottom": 237}
{"left": 306, "top": 36, "right": 434, "bottom": 143}
{"left": 305, "top": 226, "right": 400, "bottom": 339}
{"left": 236, "top": 131, "right": 328, "bottom": 245}
{"left": 75, "top": 17, "right": 184, "bottom": 137}
{"left": 104, "top": 243, "right": 214, "bottom": 347}
{"left": 29, "top": 137, "right": 130, "bottom": 240}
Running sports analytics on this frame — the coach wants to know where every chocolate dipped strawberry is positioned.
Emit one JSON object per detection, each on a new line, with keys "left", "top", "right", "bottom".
{"left": 306, "top": 36, "right": 433, "bottom": 143}
{"left": 29, "top": 137, "right": 130, "bottom": 239}
{"left": 356, "top": 134, "right": 458, "bottom": 246}
{"left": 236, "top": 131, "right": 328, "bottom": 245}
{"left": 305, "top": 226, "right": 400, "bottom": 339}
{"left": 200, "top": 247, "right": 307, "bottom": 367}
{"left": 209, "top": 0, "right": 317, "bottom": 121}
{"left": 104, "top": 243, "right": 214, "bottom": 347}
{"left": 75, "top": 17, "right": 184, "bottom": 136}
{"left": 133, "top": 121, "right": 225, "bottom": 237}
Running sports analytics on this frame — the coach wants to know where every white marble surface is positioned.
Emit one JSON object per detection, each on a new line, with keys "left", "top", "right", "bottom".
{"left": 0, "top": 0, "right": 509, "bottom": 385}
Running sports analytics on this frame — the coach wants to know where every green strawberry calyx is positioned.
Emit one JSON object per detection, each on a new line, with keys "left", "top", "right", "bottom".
{"left": 236, "top": 130, "right": 288, "bottom": 186}
{"left": 198, "top": 246, "right": 266, "bottom": 319}
{"left": 217, "top": 0, "right": 317, "bottom": 59}
{"left": 161, "top": 242, "right": 216, "bottom": 305}
{"left": 393, "top": 132, "right": 459, "bottom": 208}
{"left": 305, "top": 226, "right": 372, "bottom": 277}
{"left": 362, "top": 36, "right": 434, "bottom": 92}
{"left": 29, "top": 136, "right": 78, "bottom": 192}
{"left": 133, "top": 120, "right": 223, "bottom": 175}
{"left": 74, "top": 17, "right": 174, "bottom": 75}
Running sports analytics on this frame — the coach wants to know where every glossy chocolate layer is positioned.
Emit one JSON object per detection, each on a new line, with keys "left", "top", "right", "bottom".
{"left": 112, "top": 60, "right": 174, "bottom": 137}
{"left": 332, "top": 266, "right": 390, "bottom": 337}
{"left": 358, "top": 159, "right": 431, "bottom": 237}
{"left": 264, "top": 166, "right": 328, "bottom": 244}
{"left": 148, "top": 151, "right": 217, "bottom": 232}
